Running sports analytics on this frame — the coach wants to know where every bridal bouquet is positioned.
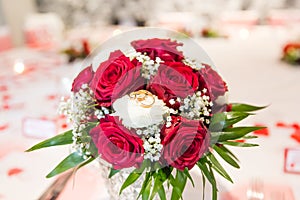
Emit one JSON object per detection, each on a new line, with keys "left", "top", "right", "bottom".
{"left": 28, "top": 35, "right": 264, "bottom": 200}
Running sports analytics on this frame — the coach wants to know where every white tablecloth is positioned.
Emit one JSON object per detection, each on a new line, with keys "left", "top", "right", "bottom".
{"left": 0, "top": 25, "right": 300, "bottom": 200}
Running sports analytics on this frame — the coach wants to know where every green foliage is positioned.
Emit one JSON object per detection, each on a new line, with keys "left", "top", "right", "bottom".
{"left": 26, "top": 130, "right": 73, "bottom": 152}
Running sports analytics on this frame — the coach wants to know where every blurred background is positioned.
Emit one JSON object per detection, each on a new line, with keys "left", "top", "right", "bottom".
{"left": 1, "top": 0, "right": 300, "bottom": 200}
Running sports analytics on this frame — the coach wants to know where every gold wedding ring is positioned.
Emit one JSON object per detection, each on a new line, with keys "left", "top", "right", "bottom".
{"left": 129, "top": 90, "right": 155, "bottom": 108}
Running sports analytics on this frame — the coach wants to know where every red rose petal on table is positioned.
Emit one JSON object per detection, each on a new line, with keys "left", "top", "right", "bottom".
{"left": 253, "top": 124, "right": 269, "bottom": 136}
{"left": 46, "top": 94, "right": 57, "bottom": 100}
{"left": 0, "top": 123, "right": 9, "bottom": 131}
{"left": 7, "top": 168, "right": 23, "bottom": 176}
{"left": 290, "top": 129, "right": 300, "bottom": 143}
{"left": 276, "top": 121, "right": 288, "bottom": 127}
{"left": 2, "top": 104, "right": 10, "bottom": 110}
{"left": 234, "top": 139, "right": 246, "bottom": 143}
{"left": 2, "top": 94, "right": 11, "bottom": 101}
{"left": 291, "top": 123, "right": 300, "bottom": 130}
{"left": 0, "top": 85, "right": 8, "bottom": 92}
{"left": 61, "top": 123, "right": 68, "bottom": 129}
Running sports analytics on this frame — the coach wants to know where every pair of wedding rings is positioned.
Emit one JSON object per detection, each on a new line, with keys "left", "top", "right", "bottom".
{"left": 129, "top": 90, "right": 155, "bottom": 108}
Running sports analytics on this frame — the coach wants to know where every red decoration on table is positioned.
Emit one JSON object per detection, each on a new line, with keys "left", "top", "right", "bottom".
{"left": 2, "top": 94, "right": 11, "bottom": 101}
{"left": 276, "top": 122, "right": 300, "bottom": 143}
{"left": 0, "top": 85, "right": 8, "bottom": 92}
{"left": 62, "top": 39, "right": 91, "bottom": 63}
{"left": 291, "top": 129, "right": 300, "bottom": 143}
{"left": 253, "top": 123, "right": 269, "bottom": 136}
{"left": 7, "top": 168, "right": 23, "bottom": 177}
{"left": 282, "top": 42, "right": 300, "bottom": 65}
{"left": 46, "top": 94, "right": 58, "bottom": 101}
{"left": 0, "top": 123, "right": 9, "bottom": 131}
{"left": 284, "top": 148, "right": 300, "bottom": 174}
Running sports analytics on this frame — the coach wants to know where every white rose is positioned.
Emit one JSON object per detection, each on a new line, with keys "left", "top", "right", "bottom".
{"left": 112, "top": 92, "right": 167, "bottom": 128}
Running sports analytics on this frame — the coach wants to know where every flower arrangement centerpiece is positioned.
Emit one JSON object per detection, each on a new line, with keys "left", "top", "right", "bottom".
{"left": 27, "top": 29, "right": 264, "bottom": 200}
{"left": 282, "top": 42, "right": 300, "bottom": 65}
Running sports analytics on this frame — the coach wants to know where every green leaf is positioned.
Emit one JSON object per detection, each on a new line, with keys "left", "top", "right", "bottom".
{"left": 157, "top": 185, "right": 167, "bottom": 200}
{"left": 183, "top": 168, "right": 195, "bottom": 187}
{"left": 119, "top": 170, "right": 144, "bottom": 195}
{"left": 242, "top": 135, "right": 258, "bottom": 139}
{"left": 231, "top": 103, "right": 266, "bottom": 112}
{"left": 197, "top": 160, "right": 218, "bottom": 200}
{"left": 26, "top": 130, "right": 73, "bottom": 152}
{"left": 150, "top": 175, "right": 164, "bottom": 200}
{"left": 211, "top": 126, "right": 264, "bottom": 143}
{"left": 170, "top": 170, "right": 187, "bottom": 200}
{"left": 222, "top": 141, "right": 259, "bottom": 147}
{"left": 208, "top": 163, "right": 218, "bottom": 200}
{"left": 142, "top": 175, "right": 152, "bottom": 200}
{"left": 149, "top": 168, "right": 172, "bottom": 200}
{"left": 197, "top": 160, "right": 215, "bottom": 186}
{"left": 208, "top": 153, "right": 233, "bottom": 183}
{"left": 168, "top": 175, "right": 182, "bottom": 198}
{"left": 108, "top": 168, "right": 120, "bottom": 178}
{"left": 209, "top": 112, "right": 250, "bottom": 132}
{"left": 138, "top": 172, "right": 152, "bottom": 199}
{"left": 46, "top": 152, "right": 85, "bottom": 178}
{"left": 200, "top": 171, "right": 206, "bottom": 200}
{"left": 217, "top": 145, "right": 239, "bottom": 162}
{"left": 75, "top": 156, "right": 95, "bottom": 171}
{"left": 213, "top": 145, "right": 240, "bottom": 168}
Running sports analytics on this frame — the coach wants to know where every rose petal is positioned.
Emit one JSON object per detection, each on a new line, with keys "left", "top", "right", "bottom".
{"left": 0, "top": 123, "right": 9, "bottom": 131}
{"left": 291, "top": 132, "right": 300, "bottom": 143}
{"left": 253, "top": 124, "right": 269, "bottom": 136}
{"left": 0, "top": 85, "right": 8, "bottom": 92}
{"left": 276, "top": 121, "right": 288, "bottom": 127}
{"left": 2, "top": 94, "right": 11, "bottom": 101}
{"left": 46, "top": 94, "right": 57, "bottom": 100}
{"left": 7, "top": 168, "right": 23, "bottom": 176}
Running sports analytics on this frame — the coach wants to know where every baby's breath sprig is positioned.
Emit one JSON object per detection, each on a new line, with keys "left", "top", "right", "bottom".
{"left": 183, "top": 57, "right": 204, "bottom": 71}
{"left": 136, "top": 124, "right": 163, "bottom": 162}
{"left": 134, "top": 52, "right": 163, "bottom": 79}
{"left": 179, "top": 88, "right": 213, "bottom": 126}
{"left": 58, "top": 83, "right": 112, "bottom": 157}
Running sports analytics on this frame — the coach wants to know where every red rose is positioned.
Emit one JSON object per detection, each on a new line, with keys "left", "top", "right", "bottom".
{"left": 161, "top": 116, "right": 210, "bottom": 170}
{"left": 149, "top": 62, "right": 199, "bottom": 101}
{"left": 91, "top": 50, "right": 145, "bottom": 107}
{"left": 198, "top": 64, "right": 228, "bottom": 102}
{"left": 131, "top": 38, "right": 184, "bottom": 62}
{"left": 71, "top": 66, "right": 94, "bottom": 92}
{"left": 90, "top": 116, "right": 144, "bottom": 169}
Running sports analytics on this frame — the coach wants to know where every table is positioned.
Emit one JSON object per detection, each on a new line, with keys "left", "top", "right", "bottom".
{"left": 0, "top": 25, "right": 299, "bottom": 200}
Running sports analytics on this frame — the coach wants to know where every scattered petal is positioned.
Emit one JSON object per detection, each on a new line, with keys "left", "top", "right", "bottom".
{"left": 235, "top": 139, "right": 246, "bottom": 143}
{"left": 2, "top": 94, "right": 11, "bottom": 101}
{"left": 0, "top": 123, "right": 9, "bottom": 131}
{"left": 291, "top": 129, "right": 300, "bottom": 143}
{"left": 253, "top": 124, "right": 269, "bottom": 136}
{"left": 0, "top": 85, "right": 8, "bottom": 92}
{"left": 47, "top": 94, "right": 57, "bottom": 100}
{"left": 276, "top": 121, "right": 288, "bottom": 127}
{"left": 7, "top": 168, "right": 23, "bottom": 177}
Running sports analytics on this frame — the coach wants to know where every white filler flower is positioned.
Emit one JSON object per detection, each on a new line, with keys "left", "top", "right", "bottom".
{"left": 112, "top": 90, "right": 167, "bottom": 129}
